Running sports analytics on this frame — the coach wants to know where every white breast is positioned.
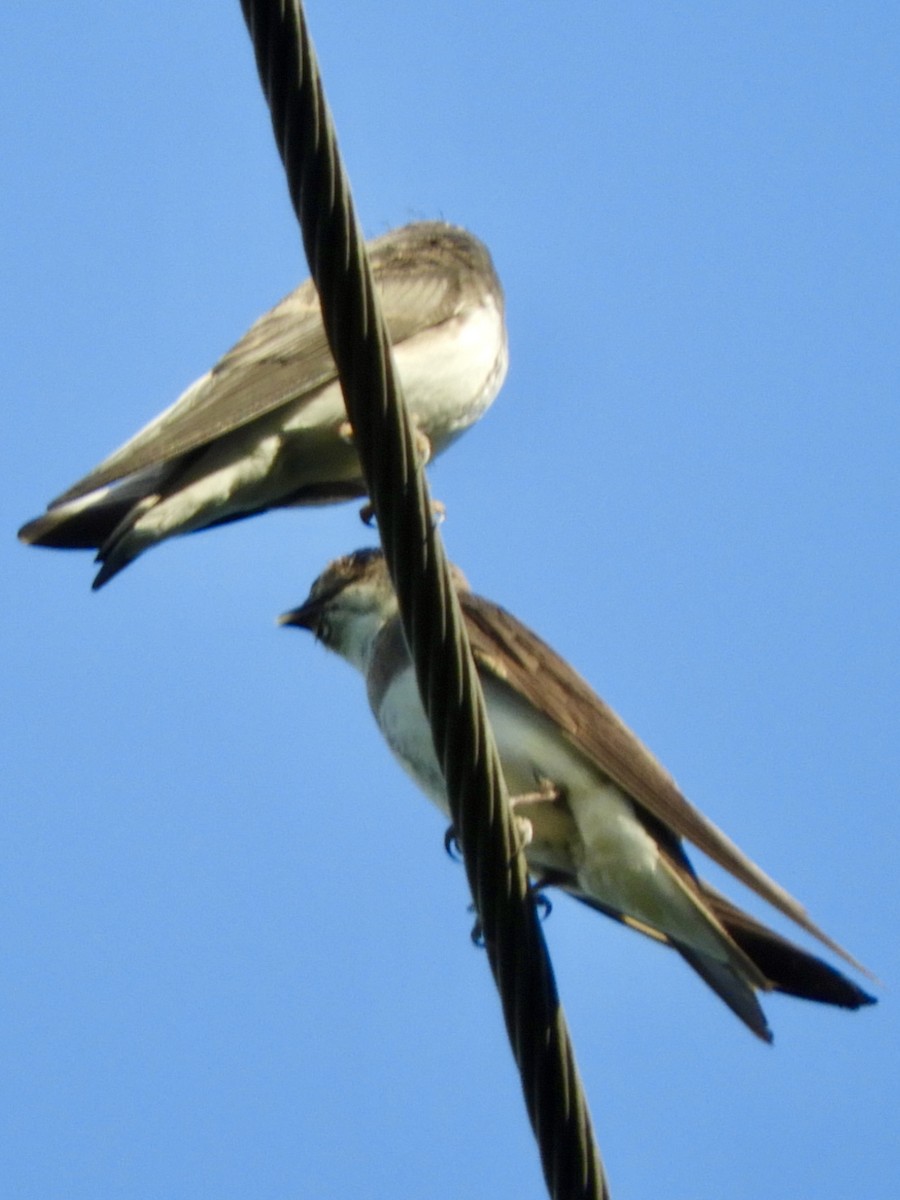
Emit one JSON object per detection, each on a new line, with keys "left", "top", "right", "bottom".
{"left": 391, "top": 296, "right": 508, "bottom": 445}
{"left": 375, "top": 665, "right": 450, "bottom": 811}
{"left": 375, "top": 667, "right": 652, "bottom": 867}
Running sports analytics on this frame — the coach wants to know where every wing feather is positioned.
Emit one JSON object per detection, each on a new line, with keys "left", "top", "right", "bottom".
{"left": 460, "top": 591, "right": 868, "bottom": 974}
{"left": 53, "top": 222, "right": 501, "bottom": 505}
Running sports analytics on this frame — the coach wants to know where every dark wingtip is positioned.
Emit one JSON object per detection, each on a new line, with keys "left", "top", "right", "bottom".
{"left": 845, "top": 985, "right": 878, "bottom": 1010}
{"left": 18, "top": 503, "right": 128, "bottom": 551}
{"left": 18, "top": 514, "right": 49, "bottom": 545}
{"left": 703, "top": 885, "right": 880, "bottom": 1011}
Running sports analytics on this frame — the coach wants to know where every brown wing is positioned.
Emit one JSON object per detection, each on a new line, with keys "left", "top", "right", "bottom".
{"left": 53, "top": 222, "right": 502, "bottom": 505}
{"left": 460, "top": 591, "right": 868, "bottom": 974}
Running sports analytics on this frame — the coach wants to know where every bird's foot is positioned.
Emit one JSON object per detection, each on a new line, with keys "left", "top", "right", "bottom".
{"left": 509, "top": 776, "right": 563, "bottom": 810}
{"left": 358, "top": 496, "right": 446, "bottom": 528}
{"left": 467, "top": 884, "right": 554, "bottom": 948}
{"left": 443, "top": 825, "right": 461, "bottom": 861}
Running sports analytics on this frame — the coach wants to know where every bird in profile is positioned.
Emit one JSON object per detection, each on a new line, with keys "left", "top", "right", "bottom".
{"left": 18, "top": 222, "right": 507, "bottom": 588}
{"left": 281, "top": 548, "right": 876, "bottom": 1042}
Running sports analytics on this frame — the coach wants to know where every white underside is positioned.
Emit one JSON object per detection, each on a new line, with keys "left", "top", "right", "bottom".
{"left": 52, "top": 295, "right": 508, "bottom": 553}
{"left": 375, "top": 662, "right": 739, "bottom": 964}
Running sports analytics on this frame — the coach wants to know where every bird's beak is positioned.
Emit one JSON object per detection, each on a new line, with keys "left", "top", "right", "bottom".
{"left": 277, "top": 599, "right": 320, "bottom": 631}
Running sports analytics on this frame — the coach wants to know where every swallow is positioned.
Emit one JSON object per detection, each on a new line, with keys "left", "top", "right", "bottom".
{"left": 19, "top": 222, "right": 507, "bottom": 587}
{"left": 280, "top": 549, "right": 876, "bottom": 1041}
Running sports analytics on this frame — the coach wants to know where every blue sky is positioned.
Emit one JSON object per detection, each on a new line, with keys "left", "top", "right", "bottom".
{"left": 3, "top": 4, "right": 898, "bottom": 1197}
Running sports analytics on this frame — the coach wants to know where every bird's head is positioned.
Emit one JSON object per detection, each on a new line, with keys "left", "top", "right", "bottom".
{"left": 279, "top": 548, "right": 400, "bottom": 673}
{"left": 280, "top": 547, "right": 471, "bottom": 675}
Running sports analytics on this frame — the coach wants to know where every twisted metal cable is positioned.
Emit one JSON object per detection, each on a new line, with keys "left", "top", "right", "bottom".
{"left": 239, "top": 3, "right": 608, "bottom": 1195}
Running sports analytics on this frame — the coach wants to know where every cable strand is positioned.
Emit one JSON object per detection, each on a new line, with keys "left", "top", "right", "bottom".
{"left": 239, "top": 4, "right": 609, "bottom": 1196}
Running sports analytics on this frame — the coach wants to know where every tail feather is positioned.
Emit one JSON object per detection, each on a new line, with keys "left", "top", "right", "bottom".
{"left": 675, "top": 945, "right": 773, "bottom": 1042}
{"left": 89, "top": 494, "right": 162, "bottom": 589}
{"left": 565, "top": 879, "right": 875, "bottom": 1037}
{"left": 566, "top": 885, "right": 773, "bottom": 1039}
{"left": 701, "top": 883, "right": 876, "bottom": 1010}
{"left": 19, "top": 463, "right": 173, "bottom": 553}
